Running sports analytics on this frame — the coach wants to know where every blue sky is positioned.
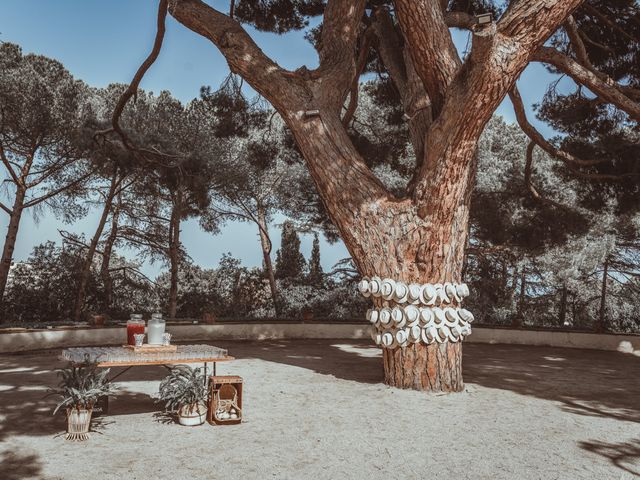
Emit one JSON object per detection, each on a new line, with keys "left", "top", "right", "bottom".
{"left": 0, "top": 0, "right": 563, "bottom": 276}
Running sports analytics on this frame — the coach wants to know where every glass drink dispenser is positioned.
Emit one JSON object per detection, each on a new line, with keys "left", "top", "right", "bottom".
{"left": 147, "top": 313, "right": 166, "bottom": 345}
{"left": 126, "top": 314, "right": 145, "bottom": 346}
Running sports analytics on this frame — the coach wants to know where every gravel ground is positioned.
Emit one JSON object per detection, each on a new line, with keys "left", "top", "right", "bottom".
{"left": 0, "top": 340, "right": 638, "bottom": 480}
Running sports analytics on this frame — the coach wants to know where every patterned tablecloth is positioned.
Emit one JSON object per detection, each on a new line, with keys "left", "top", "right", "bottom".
{"left": 61, "top": 344, "right": 229, "bottom": 365}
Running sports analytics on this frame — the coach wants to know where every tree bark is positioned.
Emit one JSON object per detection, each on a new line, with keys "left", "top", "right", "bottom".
{"left": 73, "top": 172, "right": 120, "bottom": 321}
{"left": 286, "top": 113, "right": 469, "bottom": 392}
{"left": 167, "top": 190, "right": 182, "bottom": 319}
{"left": 256, "top": 202, "right": 279, "bottom": 316}
{"left": 0, "top": 187, "right": 26, "bottom": 304}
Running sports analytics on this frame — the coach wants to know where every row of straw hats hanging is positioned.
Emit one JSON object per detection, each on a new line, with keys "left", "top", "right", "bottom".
{"left": 358, "top": 277, "right": 469, "bottom": 305}
{"left": 358, "top": 277, "right": 474, "bottom": 348}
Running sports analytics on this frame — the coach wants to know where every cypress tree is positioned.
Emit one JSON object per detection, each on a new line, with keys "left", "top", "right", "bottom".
{"left": 275, "top": 221, "right": 306, "bottom": 281}
{"left": 307, "top": 233, "right": 323, "bottom": 287}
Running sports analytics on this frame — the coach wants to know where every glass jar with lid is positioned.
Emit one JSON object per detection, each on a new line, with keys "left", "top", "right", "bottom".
{"left": 126, "top": 314, "right": 145, "bottom": 346}
{"left": 147, "top": 313, "right": 166, "bottom": 345}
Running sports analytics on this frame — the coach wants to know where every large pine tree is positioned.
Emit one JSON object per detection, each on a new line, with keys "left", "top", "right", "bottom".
{"left": 109, "top": 0, "right": 639, "bottom": 391}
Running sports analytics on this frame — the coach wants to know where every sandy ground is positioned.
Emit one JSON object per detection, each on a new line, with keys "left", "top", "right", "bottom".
{"left": 0, "top": 340, "right": 638, "bottom": 480}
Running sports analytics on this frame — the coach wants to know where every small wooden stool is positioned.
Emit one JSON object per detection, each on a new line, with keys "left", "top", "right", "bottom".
{"left": 208, "top": 375, "right": 243, "bottom": 425}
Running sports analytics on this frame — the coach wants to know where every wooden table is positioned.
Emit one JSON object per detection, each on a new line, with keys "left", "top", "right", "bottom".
{"left": 61, "top": 345, "right": 234, "bottom": 414}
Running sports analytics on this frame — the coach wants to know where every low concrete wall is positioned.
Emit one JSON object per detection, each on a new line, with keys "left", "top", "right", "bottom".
{"left": 0, "top": 323, "right": 638, "bottom": 355}
{"left": 467, "top": 327, "right": 640, "bottom": 355}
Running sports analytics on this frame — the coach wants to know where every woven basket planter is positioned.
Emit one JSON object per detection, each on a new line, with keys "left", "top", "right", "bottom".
{"left": 178, "top": 403, "right": 207, "bottom": 426}
{"left": 66, "top": 407, "right": 93, "bottom": 441}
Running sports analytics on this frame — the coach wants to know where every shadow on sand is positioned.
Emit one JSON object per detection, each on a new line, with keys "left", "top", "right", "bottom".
{"left": 1, "top": 339, "right": 639, "bottom": 476}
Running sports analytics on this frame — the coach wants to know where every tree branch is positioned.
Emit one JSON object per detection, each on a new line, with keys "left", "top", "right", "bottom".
{"left": 168, "top": 0, "right": 304, "bottom": 113}
{"left": 310, "top": 0, "right": 368, "bottom": 113}
{"left": 22, "top": 168, "right": 95, "bottom": 209}
{"left": 96, "top": 0, "right": 169, "bottom": 149}
{"left": 415, "top": 0, "right": 585, "bottom": 201}
{"left": 0, "top": 141, "right": 20, "bottom": 186}
{"left": 532, "top": 47, "right": 640, "bottom": 120}
{"left": 394, "top": 0, "right": 461, "bottom": 117}
{"left": 371, "top": 6, "right": 431, "bottom": 174}
{"left": 342, "top": 27, "right": 375, "bottom": 127}
{"left": 564, "top": 15, "right": 600, "bottom": 77}
{"left": 524, "top": 141, "right": 573, "bottom": 211}
{"left": 508, "top": 86, "right": 607, "bottom": 167}
{"left": 0, "top": 201, "right": 12, "bottom": 215}
{"left": 583, "top": 3, "right": 638, "bottom": 43}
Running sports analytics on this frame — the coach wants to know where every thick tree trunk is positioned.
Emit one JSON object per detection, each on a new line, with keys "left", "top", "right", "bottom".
{"left": 0, "top": 187, "right": 26, "bottom": 305}
{"left": 73, "top": 173, "right": 119, "bottom": 321}
{"left": 285, "top": 113, "right": 472, "bottom": 391}
{"left": 256, "top": 202, "right": 279, "bottom": 316}
{"left": 167, "top": 193, "right": 182, "bottom": 319}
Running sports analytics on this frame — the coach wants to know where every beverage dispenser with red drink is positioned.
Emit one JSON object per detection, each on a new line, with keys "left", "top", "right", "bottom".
{"left": 126, "top": 314, "right": 145, "bottom": 346}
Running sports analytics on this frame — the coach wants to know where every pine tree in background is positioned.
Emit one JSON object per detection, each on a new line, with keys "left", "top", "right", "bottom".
{"left": 275, "top": 221, "right": 306, "bottom": 282}
{"left": 307, "top": 233, "right": 324, "bottom": 287}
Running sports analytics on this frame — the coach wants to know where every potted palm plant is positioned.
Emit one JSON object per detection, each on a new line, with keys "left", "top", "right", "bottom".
{"left": 49, "top": 361, "right": 117, "bottom": 441}
{"left": 157, "top": 365, "right": 207, "bottom": 426}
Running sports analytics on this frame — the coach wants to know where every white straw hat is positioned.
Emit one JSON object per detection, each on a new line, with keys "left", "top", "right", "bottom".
{"left": 395, "top": 329, "right": 409, "bottom": 347}
{"left": 456, "top": 283, "right": 470, "bottom": 299}
{"left": 380, "top": 278, "right": 396, "bottom": 300}
{"left": 379, "top": 307, "right": 392, "bottom": 328}
{"left": 366, "top": 308, "right": 378, "bottom": 325}
{"left": 435, "top": 283, "right": 450, "bottom": 304}
{"left": 432, "top": 307, "right": 446, "bottom": 326}
{"left": 445, "top": 282, "right": 461, "bottom": 302}
{"left": 381, "top": 332, "right": 394, "bottom": 348}
{"left": 391, "top": 307, "right": 406, "bottom": 328}
{"left": 370, "top": 328, "right": 382, "bottom": 344}
{"left": 435, "top": 325, "right": 450, "bottom": 343}
{"left": 458, "top": 308, "right": 474, "bottom": 323}
{"left": 369, "top": 276, "right": 382, "bottom": 296}
{"left": 358, "top": 278, "right": 371, "bottom": 297}
{"left": 444, "top": 307, "right": 459, "bottom": 327}
{"left": 404, "top": 305, "right": 420, "bottom": 325}
{"left": 446, "top": 325, "right": 460, "bottom": 342}
{"left": 419, "top": 307, "right": 434, "bottom": 326}
{"left": 394, "top": 282, "right": 409, "bottom": 303}
{"left": 420, "top": 284, "right": 437, "bottom": 305}
{"left": 409, "top": 325, "right": 422, "bottom": 343}
{"left": 407, "top": 283, "right": 422, "bottom": 303}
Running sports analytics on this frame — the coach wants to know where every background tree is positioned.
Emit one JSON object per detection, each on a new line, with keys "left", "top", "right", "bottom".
{"left": 201, "top": 84, "right": 313, "bottom": 315}
{"left": 307, "top": 233, "right": 323, "bottom": 287}
{"left": 97, "top": 89, "right": 215, "bottom": 318}
{"left": 275, "top": 220, "right": 306, "bottom": 283}
{"left": 108, "top": 0, "right": 639, "bottom": 391}
{"left": 0, "top": 43, "right": 93, "bottom": 308}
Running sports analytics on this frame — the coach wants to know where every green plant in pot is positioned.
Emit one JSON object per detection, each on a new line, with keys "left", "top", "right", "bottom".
{"left": 49, "top": 361, "right": 117, "bottom": 441}
{"left": 158, "top": 365, "right": 207, "bottom": 426}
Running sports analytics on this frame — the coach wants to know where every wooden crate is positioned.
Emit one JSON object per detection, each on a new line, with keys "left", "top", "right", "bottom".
{"left": 208, "top": 375, "right": 243, "bottom": 426}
